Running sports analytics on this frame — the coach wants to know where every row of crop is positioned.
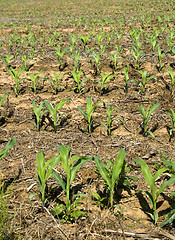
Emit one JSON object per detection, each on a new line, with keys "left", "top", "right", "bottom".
{"left": 1, "top": 61, "right": 175, "bottom": 97}
{"left": 1, "top": 26, "right": 174, "bottom": 69}
{"left": 1, "top": 137, "right": 175, "bottom": 226}
{"left": 1, "top": 92, "right": 175, "bottom": 140}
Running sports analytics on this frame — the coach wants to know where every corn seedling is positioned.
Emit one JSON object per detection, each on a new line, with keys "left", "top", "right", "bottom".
{"left": 99, "top": 45, "right": 106, "bottom": 58}
{"left": 150, "top": 37, "right": 158, "bottom": 53}
{"left": 68, "top": 33, "right": 78, "bottom": 46}
{"left": 167, "top": 108, "right": 175, "bottom": 140}
{"left": 157, "top": 46, "right": 165, "bottom": 70}
{"left": 94, "top": 148, "right": 126, "bottom": 208}
{"left": 72, "top": 68, "right": 88, "bottom": 93}
{"left": 31, "top": 151, "right": 60, "bottom": 207}
{"left": 47, "top": 72, "right": 65, "bottom": 94}
{"left": 166, "top": 27, "right": 175, "bottom": 54}
{"left": 138, "top": 70, "right": 157, "bottom": 93}
{"left": 44, "top": 99, "right": 70, "bottom": 132}
{"left": 8, "top": 67, "right": 25, "bottom": 96}
{"left": 77, "top": 97, "right": 102, "bottom": 133}
{"left": 0, "top": 54, "right": 14, "bottom": 70}
{"left": 51, "top": 145, "right": 91, "bottom": 222}
{"left": 140, "top": 101, "right": 160, "bottom": 136}
{"left": 31, "top": 100, "right": 48, "bottom": 131}
{"left": 0, "top": 137, "right": 16, "bottom": 161}
{"left": 95, "top": 34, "right": 104, "bottom": 48}
{"left": 135, "top": 157, "right": 175, "bottom": 224}
{"left": 110, "top": 51, "right": 123, "bottom": 70}
{"left": 21, "top": 54, "right": 31, "bottom": 71}
{"left": 79, "top": 35, "right": 89, "bottom": 50}
{"left": 27, "top": 71, "right": 44, "bottom": 93}
{"left": 101, "top": 102, "right": 126, "bottom": 135}
{"left": 72, "top": 50, "right": 81, "bottom": 72}
{"left": 91, "top": 51, "right": 101, "bottom": 74}
{"left": 55, "top": 46, "right": 66, "bottom": 70}
{"left": 166, "top": 67, "right": 174, "bottom": 93}
{"left": 96, "top": 72, "right": 116, "bottom": 94}
{"left": 123, "top": 66, "right": 135, "bottom": 93}
{"left": 130, "top": 44, "right": 144, "bottom": 69}
{"left": 0, "top": 92, "right": 10, "bottom": 119}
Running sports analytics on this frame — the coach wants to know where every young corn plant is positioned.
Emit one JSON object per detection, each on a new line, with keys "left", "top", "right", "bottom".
{"left": 130, "top": 44, "right": 144, "bottom": 69}
{"left": 166, "top": 67, "right": 174, "bottom": 93}
{"left": 79, "top": 35, "right": 89, "bottom": 50}
{"left": 47, "top": 72, "right": 65, "bottom": 94}
{"left": 0, "top": 137, "right": 16, "bottom": 238}
{"left": 72, "top": 50, "right": 81, "bottom": 72}
{"left": 68, "top": 33, "right": 78, "bottom": 46}
{"left": 51, "top": 145, "right": 91, "bottom": 222}
{"left": 166, "top": 27, "right": 175, "bottom": 54}
{"left": 95, "top": 72, "right": 116, "bottom": 95}
{"left": 0, "top": 54, "right": 14, "bottom": 70}
{"left": 0, "top": 93, "right": 10, "bottom": 119}
{"left": 94, "top": 148, "right": 126, "bottom": 208}
{"left": 44, "top": 99, "right": 70, "bottom": 132}
{"left": 91, "top": 51, "right": 101, "bottom": 74}
{"left": 0, "top": 137, "right": 16, "bottom": 161}
{"left": 150, "top": 37, "right": 158, "bottom": 53}
{"left": 72, "top": 68, "right": 87, "bottom": 93}
{"left": 31, "top": 151, "right": 60, "bottom": 207}
{"left": 99, "top": 45, "right": 106, "bottom": 58}
{"left": 140, "top": 101, "right": 160, "bottom": 137}
{"left": 95, "top": 34, "right": 104, "bottom": 48}
{"left": 55, "top": 46, "right": 66, "bottom": 70}
{"left": 135, "top": 158, "right": 175, "bottom": 224}
{"left": 138, "top": 70, "right": 157, "bottom": 93}
{"left": 8, "top": 67, "right": 25, "bottom": 96}
{"left": 31, "top": 100, "right": 48, "bottom": 131}
{"left": 27, "top": 71, "right": 44, "bottom": 93}
{"left": 77, "top": 97, "right": 102, "bottom": 133}
{"left": 110, "top": 50, "right": 123, "bottom": 70}
{"left": 157, "top": 46, "right": 165, "bottom": 70}
{"left": 21, "top": 54, "right": 31, "bottom": 71}
{"left": 101, "top": 102, "right": 126, "bottom": 135}
{"left": 167, "top": 108, "right": 175, "bottom": 141}
{"left": 123, "top": 66, "right": 135, "bottom": 93}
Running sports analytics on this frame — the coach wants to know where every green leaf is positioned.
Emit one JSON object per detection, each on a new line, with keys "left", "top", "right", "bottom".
{"left": 94, "top": 156, "right": 111, "bottom": 189}
{"left": 58, "top": 145, "right": 71, "bottom": 174}
{"left": 111, "top": 149, "right": 125, "bottom": 188}
{"left": 161, "top": 209, "right": 175, "bottom": 227}
{"left": 157, "top": 175, "right": 175, "bottom": 198}
{"left": 153, "top": 167, "right": 168, "bottom": 181}
{"left": 135, "top": 158, "right": 153, "bottom": 188}
{"left": 70, "top": 156, "right": 90, "bottom": 184}
{"left": 0, "top": 137, "right": 16, "bottom": 160}
{"left": 51, "top": 204, "right": 65, "bottom": 216}
{"left": 70, "top": 209, "right": 85, "bottom": 219}
{"left": 77, "top": 107, "right": 88, "bottom": 121}
{"left": 145, "top": 190, "right": 154, "bottom": 208}
{"left": 52, "top": 170, "right": 66, "bottom": 192}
